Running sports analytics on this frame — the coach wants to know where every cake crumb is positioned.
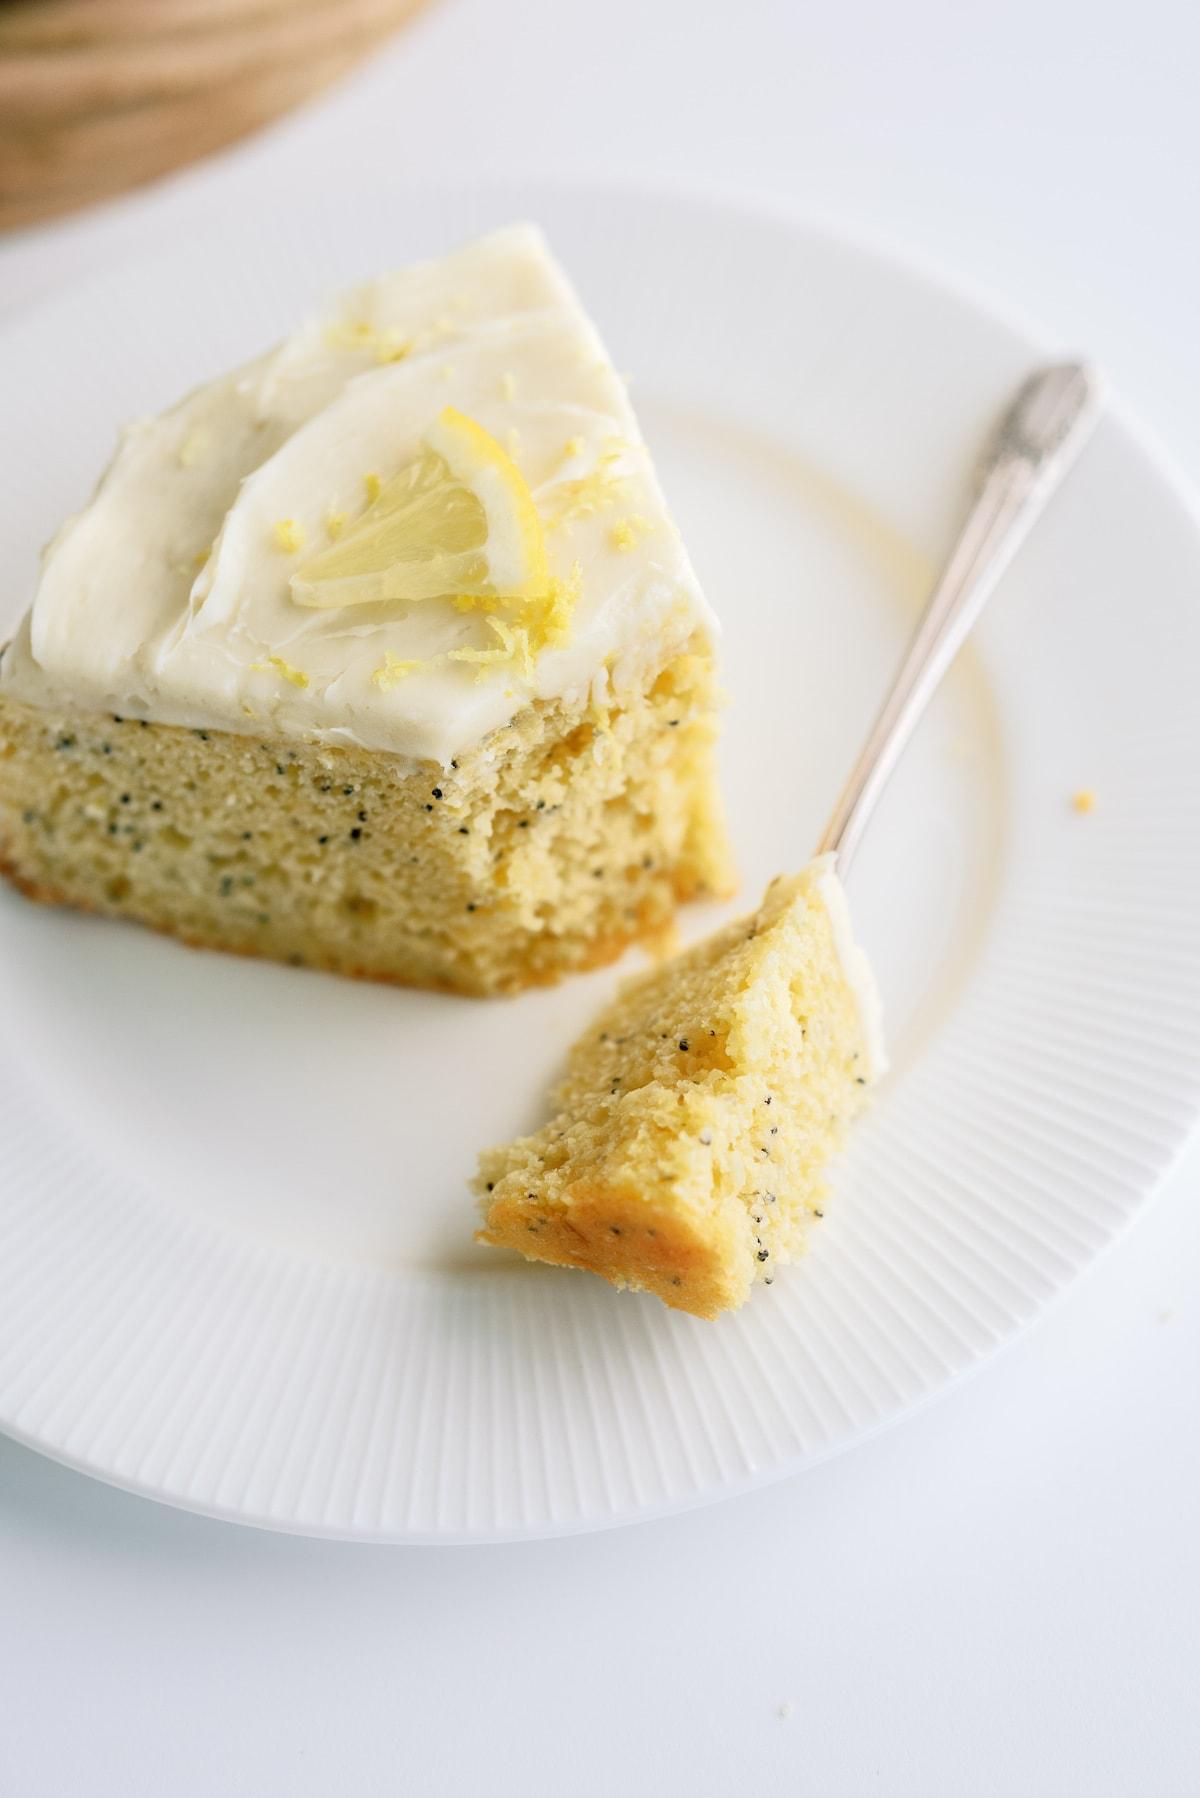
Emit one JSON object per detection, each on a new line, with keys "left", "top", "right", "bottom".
{"left": 1071, "top": 788, "right": 1096, "bottom": 814}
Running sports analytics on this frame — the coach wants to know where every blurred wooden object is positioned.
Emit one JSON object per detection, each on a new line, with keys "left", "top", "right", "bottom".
{"left": 0, "top": 0, "right": 429, "bottom": 231}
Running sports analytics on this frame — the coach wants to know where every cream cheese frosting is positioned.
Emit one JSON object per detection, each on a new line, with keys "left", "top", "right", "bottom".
{"left": 811, "top": 852, "right": 888, "bottom": 1082}
{"left": 0, "top": 226, "right": 717, "bottom": 767}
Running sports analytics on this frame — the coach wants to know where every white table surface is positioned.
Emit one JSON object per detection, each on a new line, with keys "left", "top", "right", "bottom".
{"left": 2, "top": 3, "right": 1198, "bottom": 1793}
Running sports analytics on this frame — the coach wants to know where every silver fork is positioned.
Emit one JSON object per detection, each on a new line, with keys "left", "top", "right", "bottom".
{"left": 818, "top": 363, "right": 1102, "bottom": 874}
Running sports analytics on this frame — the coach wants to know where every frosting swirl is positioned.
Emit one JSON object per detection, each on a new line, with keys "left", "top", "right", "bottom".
{"left": 1, "top": 225, "right": 715, "bottom": 767}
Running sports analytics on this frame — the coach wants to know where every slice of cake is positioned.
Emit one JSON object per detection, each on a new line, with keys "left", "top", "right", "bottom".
{"left": 0, "top": 226, "right": 732, "bottom": 995}
{"left": 476, "top": 856, "right": 885, "bottom": 1317}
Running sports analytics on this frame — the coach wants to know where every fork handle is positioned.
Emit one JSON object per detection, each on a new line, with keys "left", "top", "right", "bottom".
{"left": 817, "top": 362, "right": 1102, "bottom": 873}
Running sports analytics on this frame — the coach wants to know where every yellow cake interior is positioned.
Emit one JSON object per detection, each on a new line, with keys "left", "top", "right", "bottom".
{"left": 477, "top": 858, "right": 874, "bottom": 1315}
{"left": 0, "top": 226, "right": 735, "bottom": 995}
{"left": 0, "top": 640, "right": 731, "bottom": 995}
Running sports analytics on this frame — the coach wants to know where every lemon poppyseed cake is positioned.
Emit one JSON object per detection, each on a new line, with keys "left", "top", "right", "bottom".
{"left": 477, "top": 855, "right": 885, "bottom": 1317}
{"left": 0, "top": 227, "right": 732, "bottom": 994}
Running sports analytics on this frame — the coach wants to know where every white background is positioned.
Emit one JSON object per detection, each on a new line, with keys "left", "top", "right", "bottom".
{"left": 2, "top": 2, "right": 1199, "bottom": 1792}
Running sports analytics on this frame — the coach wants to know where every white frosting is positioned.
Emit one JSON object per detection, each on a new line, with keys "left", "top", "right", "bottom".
{"left": 0, "top": 226, "right": 716, "bottom": 767}
{"left": 810, "top": 852, "right": 888, "bottom": 1081}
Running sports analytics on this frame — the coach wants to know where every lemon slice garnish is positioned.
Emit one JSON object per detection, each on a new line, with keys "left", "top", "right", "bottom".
{"left": 289, "top": 406, "right": 548, "bottom": 610}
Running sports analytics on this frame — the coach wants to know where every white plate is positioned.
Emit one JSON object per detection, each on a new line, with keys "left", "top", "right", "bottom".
{"left": 2, "top": 183, "right": 1199, "bottom": 1542}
